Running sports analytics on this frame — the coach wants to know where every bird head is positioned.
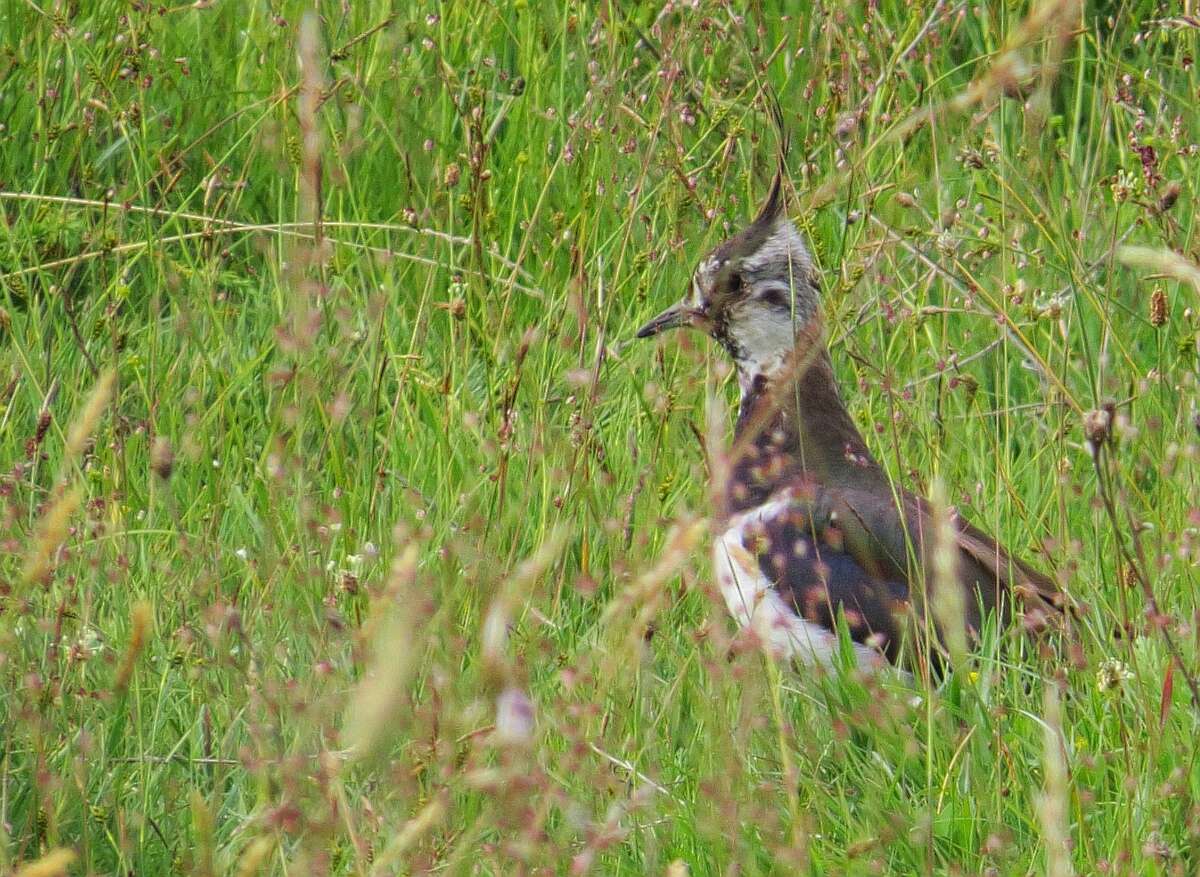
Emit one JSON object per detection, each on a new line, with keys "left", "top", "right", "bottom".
{"left": 636, "top": 169, "right": 821, "bottom": 384}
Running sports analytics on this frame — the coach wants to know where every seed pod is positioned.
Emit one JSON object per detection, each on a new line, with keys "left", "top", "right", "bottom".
{"left": 1154, "top": 180, "right": 1181, "bottom": 215}
{"left": 150, "top": 436, "right": 174, "bottom": 481}
{"left": 34, "top": 409, "right": 52, "bottom": 447}
{"left": 1150, "top": 287, "right": 1168, "bottom": 327}
{"left": 1083, "top": 403, "right": 1115, "bottom": 453}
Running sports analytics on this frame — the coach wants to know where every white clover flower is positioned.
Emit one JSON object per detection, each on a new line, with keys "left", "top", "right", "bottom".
{"left": 75, "top": 627, "right": 104, "bottom": 657}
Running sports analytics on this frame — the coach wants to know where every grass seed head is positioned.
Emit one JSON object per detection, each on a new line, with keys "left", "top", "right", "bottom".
{"left": 150, "top": 435, "right": 174, "bottom": 480}
{"left": 65, "top": 369, "right": 115, "bottom": 461}
{"left": 1149, "top": 287, "right": 1168, "bottom": 327}
{"left": 14, "top": 849, "right": 77, "bottom": 877}
{"left": 1083, "top": 404, "right": 1114, "bottom": 453}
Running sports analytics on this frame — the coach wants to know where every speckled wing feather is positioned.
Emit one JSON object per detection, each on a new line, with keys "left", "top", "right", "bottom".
{"left": 714, "top": 487, "right": 910, "bottom": 666}
{"left": 714, "top": 483, "right": 1066, "bottom": 668}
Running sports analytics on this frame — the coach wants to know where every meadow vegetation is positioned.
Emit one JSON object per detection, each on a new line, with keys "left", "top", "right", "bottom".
{"left": 2, "top": 0, "right": 1199, "bottom": 873}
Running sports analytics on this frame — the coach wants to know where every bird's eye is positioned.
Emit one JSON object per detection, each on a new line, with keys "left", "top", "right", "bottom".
{"left": 757, "top": 286, "right": 790, "bottom": 310}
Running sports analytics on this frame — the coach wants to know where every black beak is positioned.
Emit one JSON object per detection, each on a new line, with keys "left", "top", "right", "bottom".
{"left": 635, "top": 301, "right": 700, "bottom": 339}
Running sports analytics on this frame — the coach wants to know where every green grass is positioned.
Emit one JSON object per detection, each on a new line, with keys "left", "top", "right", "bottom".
{"left": 2, "top": 0, "right": 1199, "bottom": 873}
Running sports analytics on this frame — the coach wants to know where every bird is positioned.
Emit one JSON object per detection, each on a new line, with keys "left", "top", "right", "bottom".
{"left": 635, "top": 162, "right": 1066, "bottom": 671}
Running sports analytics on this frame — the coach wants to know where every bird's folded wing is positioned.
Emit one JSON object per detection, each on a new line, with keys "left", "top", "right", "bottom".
{"left": 829, "top": 486, "right": 1069, "bottom": 621}
{"left": 952, "top": 518, "right": 1068, "bottom": 615}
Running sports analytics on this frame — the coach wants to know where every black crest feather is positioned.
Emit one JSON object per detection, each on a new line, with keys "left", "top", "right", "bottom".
{"left": 744, "top": 94, "right": 791, "bottom": 247}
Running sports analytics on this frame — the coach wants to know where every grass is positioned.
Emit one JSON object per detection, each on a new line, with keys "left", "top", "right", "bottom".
{"left": 1, "top": 0, "right": 1199, "bottom": 873}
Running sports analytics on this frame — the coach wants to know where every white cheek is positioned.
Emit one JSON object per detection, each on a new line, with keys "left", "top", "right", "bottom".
{"left": 732, "top": 307, "right": 795, "bottom": 365}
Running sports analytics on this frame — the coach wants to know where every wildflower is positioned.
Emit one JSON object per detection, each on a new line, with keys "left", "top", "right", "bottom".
{"left": 494, "top": 686, "right": 535, "bottom": 746}
{"left": 1096, "top": 658, "right": 1133, "bottom": 693}
{"left": 1110, "top": 169, "right": 1135, "bottom": 203}
{"left": 73, "top": 627, "right": 104, "bottom": 658}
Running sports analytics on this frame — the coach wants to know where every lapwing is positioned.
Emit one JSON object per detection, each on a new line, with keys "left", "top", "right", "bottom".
{"left": 636, "top": 164, "right": 1065, "bottom": 670}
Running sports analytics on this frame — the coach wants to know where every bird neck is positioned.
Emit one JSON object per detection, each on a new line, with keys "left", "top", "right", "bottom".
{"left": 725, "top": 344, "right": 888, "bottom": 514}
